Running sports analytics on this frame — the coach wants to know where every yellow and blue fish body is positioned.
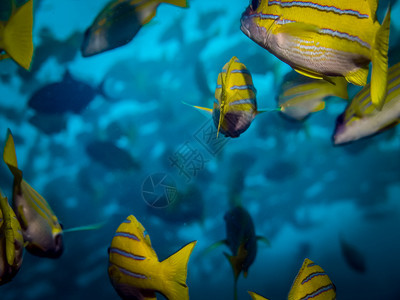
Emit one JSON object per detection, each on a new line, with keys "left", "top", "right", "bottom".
{"left": 0, "top": 0, "right": 33, "bottom": 69}
{"left": 288, "top": 258, "right": 336, "bottom": 300}
{"left": 3, "top": 129, "right": 64, "bottom": 258}
{"left": 0, "top": 192, "right": 24, "bottom": 285}
{"left": 278, "top": 71, "right": 348, "bottom": 121}
{"left": 241, "top": 0, "right": 391, "bottom": 110}
{"left": 191, "top": 56, "right": 259, "bottom": 138}
{"left": 81, "top": 0, "right": 188, "bottom": 57}
{"left": 333, "top": 62, "right": 400, "bottom": 145}
{"left": 108, "top": 215, "right": 196, "bottom": 300}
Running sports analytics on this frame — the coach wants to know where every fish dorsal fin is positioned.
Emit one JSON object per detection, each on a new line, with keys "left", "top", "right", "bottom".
{"left": 3, "top": 0, "right": 33, "bottom": 70}
{"left": 161, "top": 241, "right": 197, "bottom": 300}
{"left": 3, "top": 129, "right": 23, "bottom": 184}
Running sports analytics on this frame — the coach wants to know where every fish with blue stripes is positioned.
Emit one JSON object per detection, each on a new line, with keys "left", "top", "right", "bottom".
{"left": 247, "top": 258, "right": 335, "bottom": 300}
{"left": 278, "top": 71, "right": 348, "bottom": 121}
{"left": 333, "top": 62, "right": 400, "bottom": 145}
{"left": 241, "top": 0, "right": 391, "bottom": 110}
{"left": 187, "top": 56, "right": 261, "bottom": 138}
{"left": 288, "top": 258, "right": 336, "bottom": 300}
{"left": 0, "top": 191, "right": 24, "bottom": 285}
{"left": 2, "top": 129, "right": 64, "bottom": 258}
{"left": 81, "top": 0, "right": 189, "bottom": 57}
{"left": 108, "top": 215, "right": 197, "bottom": 300}
{"left": 0, "top": 0, "right": 33, "bottom": 70}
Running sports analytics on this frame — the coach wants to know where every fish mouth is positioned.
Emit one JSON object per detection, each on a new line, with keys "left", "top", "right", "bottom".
{"left": 240, "top": 7, "right": 254, "bottom": 37}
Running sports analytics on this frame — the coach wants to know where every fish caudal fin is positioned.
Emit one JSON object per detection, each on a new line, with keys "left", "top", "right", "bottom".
{"left": 3, "top": 129, "right": 23, "bottom": 184}
{"left": 3, "top": 0, "right": 33, "bottom": 70}
{"left": 160, "top": 0, "right": 189, "bottom": 8}
{"left": 370, "top": 5, "right": 391, "bottom": 110}
{"left": 161, "top": 241, "right": 197, "bottom": 300}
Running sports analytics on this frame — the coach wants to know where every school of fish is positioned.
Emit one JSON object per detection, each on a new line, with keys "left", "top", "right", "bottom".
{"left": 1, "top": 0, "right": 400, "bottom": 299}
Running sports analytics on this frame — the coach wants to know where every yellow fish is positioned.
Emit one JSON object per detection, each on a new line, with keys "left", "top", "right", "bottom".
{"left": 288, "top": 258, "right": 336, "bottom": 300}
{"left": 108, "top": 215, "right": 196, "bottom": 300}
{"left": 0, "top": 0, "right": 33, "bottom": 70}
{"left": 241, "top": 0, "right": 391, "bottom": 110}
{"left": 248, "top": 258, "right": 335, "bottom": 300}
{"left": 3, "top": 129, "right": 63, "bottom": 258}
{"left": 188, "top": 56, "right": 260, "bottom": 138}
{"left": 279, "top": 71, "right": 348, "bottom": 121}
{"left": 333, "top": 62, "right": 400, "bottom": 145}
{"left": 0, "top": 191, "right": 24, "bottom": 285}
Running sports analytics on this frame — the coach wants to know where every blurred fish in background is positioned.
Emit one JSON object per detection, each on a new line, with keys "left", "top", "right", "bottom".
{"left": 333, "top": 62, "right": 400, "bottom": 145}
{"left": 340, "top": 235, "right": 366, "bottom": 273}
{"left": 81, "top": 0, "right": 189, "bottom": 57}
{"left": 278, "top": 71, "right": 349, "bottom": 121}
{"left": 108, "top": 214, "right": 196, "bottom": 300}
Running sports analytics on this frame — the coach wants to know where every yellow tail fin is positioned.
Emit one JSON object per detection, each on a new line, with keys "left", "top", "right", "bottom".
{"left": 160, "top": 0, "right": 189, "bottom": 8}
{"left": 370, "top": 5, "right": 391, "bottom": 110}
{"left": 3, "top": 129, "right": 23, "bottom": 183}
{"left": 3, "top": 0, "right": 34, "bottom": 70}
{"left": 161, "top": 241, "right": 196, "bottom": 300}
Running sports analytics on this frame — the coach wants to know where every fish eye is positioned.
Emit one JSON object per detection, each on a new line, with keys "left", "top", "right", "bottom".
{"left": 251, "top": 0, "right": 260, "bottom": 10}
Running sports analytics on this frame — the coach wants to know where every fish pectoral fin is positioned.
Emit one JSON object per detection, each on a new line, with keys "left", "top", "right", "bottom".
{"left": 275, "top": 22, "right": 320, "bottom": 40}
{"left": 160, "top": 0, "right": 189, "bottom": 8}
{"left": 370, "top": 5, "right": 391, "bottom": 110}
{"left": 3, "top": 129, "right": 23, "bottom": 183}
{"left": 161, "top": 241, "right": 197, "bottom": 300}
{"left": 3, "top": 0, "right": 33, "bottom": 70}
{"left": 345, "top": 67, "right": 369, "bottom": 87}
{"left": 223, "top": 252, "right": 240, "bottom": 279}
{"left": 62, "top": 221, "right": 105, "bottom": 233}
{"left": 182, "top": 101, "right": 213, "bottom": 114}
{"left": 5, "top": 232, "right": 16, "bottom": 266}
{"left": 202, "top": 240, "right": 227, "bottom": 256}
{"left": 256, "top": 236, "right": 271, "bottom": 247}
{"left": 293, "top": 67, "right": 334, "bottom": 84}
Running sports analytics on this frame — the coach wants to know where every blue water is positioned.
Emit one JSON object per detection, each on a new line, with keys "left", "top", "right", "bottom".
{"left": 1, "top": 0, "right": 400, "bottom": 299}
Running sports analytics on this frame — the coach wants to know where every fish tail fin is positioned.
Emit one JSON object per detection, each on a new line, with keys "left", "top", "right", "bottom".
{"left": 160, "top": 0, "right": 189, "bottom": 8}
{"left": 370, "top": 5, "right": 391, "bottom": 110}
{"left": 161, "top": 241, "right": 197, "bottom": 300}
{"left": 3, "top": 129, "right": 23, "bottom": 183}
{"left": 3, "top": 0, "right": 34, "bottom": 70}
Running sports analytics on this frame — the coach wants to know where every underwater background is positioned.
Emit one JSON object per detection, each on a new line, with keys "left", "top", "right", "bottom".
{"left": 1, "top": 0, "right": 400, "bottom": 299}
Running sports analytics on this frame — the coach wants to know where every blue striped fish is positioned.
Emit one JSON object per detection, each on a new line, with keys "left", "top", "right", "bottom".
{"left": 81, "top": 0, "right": 189, "bottom": 57}
{"left": 188, "top": 56, "right": 260, "bottom": 138}
{"left": 241, "top": 0, "right": 391, "bottom": 110}
{"left": 288, "top": 258, "right": 336, "bottom": 300}
{"left": 0, "top": 191, "right": 24, "bottom": 285}
{"left": 108, "top": 215, "right": 196, "bottom": 300}
{"left": 333, "top": 62, "right": 400, "bottom": 145}
{"left": 3, "top": 129, "right": 64, "bottom": 258}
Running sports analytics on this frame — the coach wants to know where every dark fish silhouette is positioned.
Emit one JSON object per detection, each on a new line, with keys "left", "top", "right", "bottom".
{"left": 340, "top": 236, "right": 366, "bottom": 273}
{"left": 86, "top": 140, "right": 140, "bottom": 171}
{"left": 28, "top": 70, "right": 107, "bottom": 114}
